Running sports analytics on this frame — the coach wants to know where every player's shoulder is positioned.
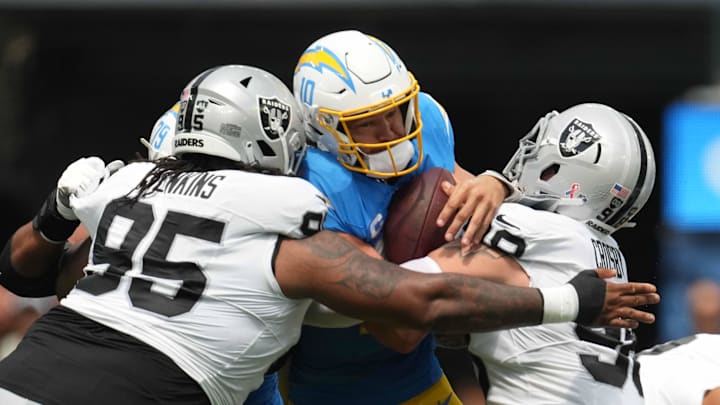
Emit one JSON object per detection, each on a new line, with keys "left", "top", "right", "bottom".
{"left": 300, "top": 148, "right": 355, "bottom": 194}
{"left": 492, "top": 203, "right": 622, "bottom": 261}
{"left": 418, "top": 92, "right": 451, "bottom": 131}
{"left": 208, "top": 170, "right": 328, "bottom": 236}
{"left": 418, "top": 92, "right": 446, "bottom": 116}
{"left": 102, "top": 161, "right": 155, "bottom": 192}
{"left": 688, "top": 333, "right": 720, "bottom": 353}
{"left": 495, "top": 202, "right": 586, "bottom": 237}
{"left": 220, "top": 169, "right": 325, "bottom": 208}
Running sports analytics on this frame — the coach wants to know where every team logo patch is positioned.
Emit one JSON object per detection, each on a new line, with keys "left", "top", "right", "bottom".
{"left": 294, "top": 46, "right": 356, "bottom": 93}
{"left": 259, "top": 97, "right": 291, "bottom": 140}
{"left": 559, "top": 118, "right": 601, "bottom": 157}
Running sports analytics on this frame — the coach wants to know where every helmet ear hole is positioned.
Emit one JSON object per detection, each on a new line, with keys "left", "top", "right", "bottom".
{"left": 540, "top": 163, "right": 560, "bottom": 181}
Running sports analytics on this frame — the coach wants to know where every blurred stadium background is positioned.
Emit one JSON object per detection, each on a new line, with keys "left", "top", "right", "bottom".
{"left": 1, "top": 0, "right": 719, "bottom": 369}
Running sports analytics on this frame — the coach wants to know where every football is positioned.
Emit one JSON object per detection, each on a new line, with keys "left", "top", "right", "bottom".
{"left": 384, "top": 167, "right": 455, "bottom": 264}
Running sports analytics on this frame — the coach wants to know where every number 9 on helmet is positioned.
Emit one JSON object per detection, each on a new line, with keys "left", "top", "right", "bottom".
{"left": 141, "top": 102, "right": 180, "bottom": 161}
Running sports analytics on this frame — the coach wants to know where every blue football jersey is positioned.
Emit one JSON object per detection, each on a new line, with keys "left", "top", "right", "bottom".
{"left": 290, "top": 92, "right": 456, "bottom": 404}
{"left": 244, "top": 373, "right": 283, "bottom": 405}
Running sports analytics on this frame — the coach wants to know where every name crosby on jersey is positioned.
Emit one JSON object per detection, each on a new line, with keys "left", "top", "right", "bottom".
{"left": 592, "top": 239, "right": 626, "bottom": 279}
{"left": 151, "top": 171, "right": 226, "bottom": 199}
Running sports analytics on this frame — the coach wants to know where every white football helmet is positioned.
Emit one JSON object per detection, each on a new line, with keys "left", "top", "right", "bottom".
{"left": 173, "top": 65, "right": 306, "bottom": 175}
{"left": 141, "top": 102, "right": 180, "bottom": 160}
{"left": 293, "top": 30, "right": 422, "bottom": 178}
{"left": 503, "top": 103, "right": 656, "bottom": 234}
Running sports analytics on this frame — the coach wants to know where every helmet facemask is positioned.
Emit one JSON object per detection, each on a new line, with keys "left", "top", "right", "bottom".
{"left": 293, "top": 30, "right": 425, "bottom": 179}
{"left": 315, "top": 77, "right": 423, "bottom": 178}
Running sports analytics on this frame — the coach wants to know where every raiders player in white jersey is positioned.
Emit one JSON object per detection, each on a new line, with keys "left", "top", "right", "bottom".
{"left": 0, "top": 100, "right": 286, "bottom": 405}
{"left": 637, "top": 334, "right": 720, "bottom": 405}
{"left": 0, "top": 68, "right": 659, "bottom": 405}
{"left": 400, "top": 103, "right": 656, "bottom": 404}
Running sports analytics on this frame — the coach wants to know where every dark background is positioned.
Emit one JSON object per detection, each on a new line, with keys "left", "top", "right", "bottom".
{"left": 0, "top": 2, "right": 716, "bottom": 348}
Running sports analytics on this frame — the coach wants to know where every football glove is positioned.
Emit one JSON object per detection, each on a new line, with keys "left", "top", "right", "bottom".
{"left": 55, "top": 157, "right": 124, "bottom": 220}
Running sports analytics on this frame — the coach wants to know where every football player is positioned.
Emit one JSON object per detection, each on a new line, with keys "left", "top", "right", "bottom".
{"left": 401, "top": 103, "right": 656, "bottom": 403}
{"left": 637, "top": 333, "right": 720, "bottom": 405}
{"left": 155, "top": 101, "right": 295, "bottom": 405}
{"left": 143, "top": 101, "right": 285, "bottom": 405}
{"left": 289, "top": 29, "right": 518, "bottom": 405}
{"left": 0, "top": 66, "right": 657, "bottom": 404}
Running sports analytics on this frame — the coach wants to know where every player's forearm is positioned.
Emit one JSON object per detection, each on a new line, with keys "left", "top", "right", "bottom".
{"left": 305, "top": 263, "right": 545, "bottom": 332}
{"left": 278, "top": 231, "right": 544, "bottom": 331}
{"left": 6, "top": 222, "right": 65, "bottom": 277}
{"left": 279, "top": 231, "right": 639, "bottom": 332}
{"left": 0, "top": 222, "right": 65, "bottom": 297}
{"left": 420, "top": 273, "right": 544, "bottom": 332}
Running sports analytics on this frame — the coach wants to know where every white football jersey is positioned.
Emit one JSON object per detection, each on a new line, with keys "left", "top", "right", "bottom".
{"left": 637, "top": 333, "right": 720, "bottom": 405}
{"left": 63, "top": 162, "right": 328, "bottom": 405}
{"left": 469, "top": 203, "right": 643, "bottom": 405}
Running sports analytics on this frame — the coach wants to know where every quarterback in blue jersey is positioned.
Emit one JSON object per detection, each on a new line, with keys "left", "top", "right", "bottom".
{"left": 290, "top": 30, "right": 514, "bottom": 405}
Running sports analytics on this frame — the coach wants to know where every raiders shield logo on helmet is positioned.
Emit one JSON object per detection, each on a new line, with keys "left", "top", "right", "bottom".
{"left": 559, "top": 118, "right": 601, "bottom": 157}
{"left": 259, "top": 97, "right": 291, "bottom": 140}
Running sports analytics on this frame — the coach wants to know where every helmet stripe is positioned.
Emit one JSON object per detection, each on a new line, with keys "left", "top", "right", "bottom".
{"left": 294, "top": 46, "right": 355, "bottom": 93}
{"left": 183, "top": 67, "right": 219, "bottom": 132}
{"left": 606, "top": 116, "right": 649, "bottom": 228}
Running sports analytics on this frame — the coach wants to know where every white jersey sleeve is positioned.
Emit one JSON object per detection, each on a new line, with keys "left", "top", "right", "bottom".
{"left": 64, "top": 162, "right": 328, "bottom": 405}
{"left": 638, "top": 334, "right": 720, "bottom": 405}
{"left": 481, "top": 203, "right": 628, "bottom": 285}
{"left": 471, "top": 203, "right": 642, "bottom": 404}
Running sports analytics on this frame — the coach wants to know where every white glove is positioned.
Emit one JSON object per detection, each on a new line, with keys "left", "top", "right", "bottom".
{"left": 55, "top": 157, "right": 125, "bottom": 220}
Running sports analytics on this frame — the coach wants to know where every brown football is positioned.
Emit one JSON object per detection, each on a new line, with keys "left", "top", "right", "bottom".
{"left": 384, "top": 167, "right": 455, "bottom": 264}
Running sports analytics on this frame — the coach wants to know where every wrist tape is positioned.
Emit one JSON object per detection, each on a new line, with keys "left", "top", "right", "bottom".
{"left": 538, "top": 270, "right": 606, "bottom": 325}
{"left": 538, "top": 284, "right": 580, "bottom": 323}
{"left": 32, "top": 189, "right": 80, "bottom": 244}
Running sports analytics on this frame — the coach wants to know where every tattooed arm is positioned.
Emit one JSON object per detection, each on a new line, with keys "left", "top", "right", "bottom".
{"left": 371, "top": 240, "right": 529, "bottom": 351}
{"left": 428, "top": 240, "right": 531, "bottom": 288}
{"left": 274, "top": 230, "right": 659, "bottom": 333}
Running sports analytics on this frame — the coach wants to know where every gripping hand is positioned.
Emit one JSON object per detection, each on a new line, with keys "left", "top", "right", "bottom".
{"left": 33, "top": 157, "right": 123, "bottom": 243}
{"left": 56, "top": 157, "right": 124, "bottom": 220}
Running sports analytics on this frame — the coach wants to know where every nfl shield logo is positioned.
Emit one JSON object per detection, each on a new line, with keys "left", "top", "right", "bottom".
{"left": 259, "top": 97, "right": 291, "bottom": 140}
{"left": 559, "top": 118, "right": 601, "bottom": 157}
